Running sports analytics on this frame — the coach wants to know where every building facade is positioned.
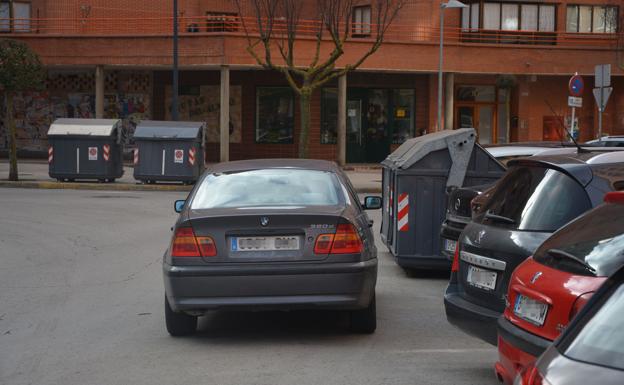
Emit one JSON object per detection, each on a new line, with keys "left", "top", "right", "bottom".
{"left": 1, "top": 0, "right": 623, "bottom": 163}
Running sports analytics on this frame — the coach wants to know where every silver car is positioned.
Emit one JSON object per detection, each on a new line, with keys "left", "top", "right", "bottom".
{"left": 163, "top": 159, "right": 380, "bottom": 336}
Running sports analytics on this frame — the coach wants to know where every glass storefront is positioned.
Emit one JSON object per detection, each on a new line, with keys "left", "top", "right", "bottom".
{"left": 321, "top": 88, "right": 415, "bottom": 163}
{"left": 256, "top": 87, "right": 294, "bottom": 143}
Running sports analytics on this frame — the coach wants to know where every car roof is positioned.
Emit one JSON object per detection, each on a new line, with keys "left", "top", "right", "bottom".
{"left": 485, "top": 146, "right": 563, "bottom": 158}
{"left": 207, "top": 159, "right": 341, "bottom": 173}
{"left": 508, "top": 149, "right": 624, "bottom": 186}
{"left": 509, "top": 149, "right": 624, "bottom": 168}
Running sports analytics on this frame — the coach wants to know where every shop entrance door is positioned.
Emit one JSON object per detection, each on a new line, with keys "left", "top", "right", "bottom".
{"left": 346, "top": 89, "right": 391, "bottom": 163}
{"left": 455, "top": 104, "right": 495, "bottom": 145}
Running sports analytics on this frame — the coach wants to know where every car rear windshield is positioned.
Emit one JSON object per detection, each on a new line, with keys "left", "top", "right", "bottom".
{"left": 190, "top": 169, "right": 342, "bottom": 209}
{"left": 562, "top": 284, "right": 624, "bottom": 371}
{"left": 481, "top": 166, "right": 591, "bottom": 232}
{"left": 533, "top": 204, "right": 624, "bottom": 277}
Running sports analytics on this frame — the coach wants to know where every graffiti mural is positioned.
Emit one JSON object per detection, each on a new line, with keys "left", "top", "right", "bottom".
{"left": 165, "top": 85, "right": 242, "bottom": 143}
{"left": 0, "top": 71, "right": 151, "bottom": 151}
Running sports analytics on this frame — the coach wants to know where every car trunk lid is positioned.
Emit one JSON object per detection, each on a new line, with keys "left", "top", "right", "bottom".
{"left": 505, "top": 257, "right": 605, "bottom": 341}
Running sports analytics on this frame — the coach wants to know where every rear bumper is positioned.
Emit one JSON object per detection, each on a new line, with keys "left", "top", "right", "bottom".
{"left": 443, "top": 285, "right": 499, "bottom": 345}
{"left": 495, "top": 317, "right": 551, "bottom": 384}
{"left": 497, "top": 316, "right": 551, "bottom": 357}
{"left": 163, "top": 258, "right": 377, "bottom": 313}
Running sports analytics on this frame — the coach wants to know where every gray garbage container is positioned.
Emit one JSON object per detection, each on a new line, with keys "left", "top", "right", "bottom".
{"left": 380, "top": 128, "right": 505, "bottom": 270}
{"left": 47, "top": 118, "right": 124, "bottom": 182}
{"left": 133, "top": 120, "right": 205, "bottom": 184}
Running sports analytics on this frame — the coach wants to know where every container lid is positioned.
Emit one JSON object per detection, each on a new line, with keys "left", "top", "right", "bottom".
{"left": 134, "top": 120, "right": 204, "bottom": 139}
{"left": 392, "top": 128, "right": 476, "bottom": 169}
{"left": 47, "top": 118, "right": 121, "bottom": 137}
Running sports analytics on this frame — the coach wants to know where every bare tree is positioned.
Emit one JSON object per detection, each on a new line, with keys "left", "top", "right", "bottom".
{"left": 236, "top": 0, "right": 404, "bottom": 158}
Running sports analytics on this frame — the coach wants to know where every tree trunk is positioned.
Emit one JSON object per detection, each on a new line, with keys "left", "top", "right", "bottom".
{"left": 298, "top": 91, "right": 311, "bottom": 159}
{"left": 6, "top": 92, "right": 18, "bottom": 181}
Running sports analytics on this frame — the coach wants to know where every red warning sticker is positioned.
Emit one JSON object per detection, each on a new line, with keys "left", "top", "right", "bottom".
{"left": 174, "top": 149, "right": 184, "bottom": 164}
{"left": 88, "top": 147, "right": 98, "bottom": 161}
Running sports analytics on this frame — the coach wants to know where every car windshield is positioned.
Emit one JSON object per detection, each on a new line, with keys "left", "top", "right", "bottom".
{"left": 533, "top": 204, "right": 624, "bottom": 276}
{"left": 481, "top": 166, "right": 591, "bottom": 231}
{"left": 563, "top": 284, "right": 624, "bottom": 371}
{"left": 190, "top": 169, "right": 342, "bottom": 209}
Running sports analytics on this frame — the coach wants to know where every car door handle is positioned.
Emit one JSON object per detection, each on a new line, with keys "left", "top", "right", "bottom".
{"left": 368, "top": 219, "right": 374, "bottom": 228}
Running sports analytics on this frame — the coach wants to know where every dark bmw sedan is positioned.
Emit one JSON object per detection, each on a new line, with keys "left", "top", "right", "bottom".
{"left": 444, "top": 150, "right": 624, "bottom": 345}
{"left": 515, "top": 264, "right": 624, "bottom": 385}
{"left": 163, "top": 159, "right": 381, "bottom": 336}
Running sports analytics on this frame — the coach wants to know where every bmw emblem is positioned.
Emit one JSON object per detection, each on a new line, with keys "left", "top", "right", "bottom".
{"left": 531, "top": 272, "right": 543, "bottom": 284}
{"left": 260, "top": 217, "right": 269, "bottom": 226}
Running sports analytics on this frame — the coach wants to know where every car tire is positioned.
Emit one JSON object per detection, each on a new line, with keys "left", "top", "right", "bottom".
{"left": 350, "top": 294, "right": 376, "bottom": 334}
{"left": 165, "top": 296, "right": 197, "bottom": 336}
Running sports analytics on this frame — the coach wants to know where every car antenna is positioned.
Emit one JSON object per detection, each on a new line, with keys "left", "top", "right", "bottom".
{"left": 544, "top": 99, "right": 587, "bottom": 153}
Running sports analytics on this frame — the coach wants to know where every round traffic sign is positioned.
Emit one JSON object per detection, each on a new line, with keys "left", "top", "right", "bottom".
{"left": 569, "top": 75, "right": 584, "bottom": 97}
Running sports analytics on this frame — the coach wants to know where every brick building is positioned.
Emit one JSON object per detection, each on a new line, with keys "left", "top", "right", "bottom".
{"left": 1, "top": 0, "right": 623, "bottom": 163}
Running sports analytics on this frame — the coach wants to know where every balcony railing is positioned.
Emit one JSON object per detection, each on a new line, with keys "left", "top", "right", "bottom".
{"left": 1, "top": 16, "right": 619, "bottom": 49}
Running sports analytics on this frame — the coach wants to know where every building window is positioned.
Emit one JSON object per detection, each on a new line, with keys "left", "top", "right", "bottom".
{"left": 567, "top": 5, "right": 618, "bottom": 33}
{"left": 462, "top": 2, "right": 556, "bottom": 32}
{"left": 483, "top": 3, "right": 501, "bottom": 30}
{"left": 206, "top": 12, "right": 239, "bottom": 32}
{"left": 0, "top": 1, "right": 31, "bottom": 32}
{"left": 352, "top": 6, "right": 371, "bottom": 36}
{"left": 521, "top": 4, "right": 538, "bottom": 31}
{"left": 256, "top": 87, "right": 294, "bottom": 144}
{"left": 391, "top": 89, "right": 415, "bottom": 144}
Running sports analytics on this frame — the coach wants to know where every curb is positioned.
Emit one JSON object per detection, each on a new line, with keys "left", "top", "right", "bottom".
{"left": 0, "top": 180, "right": 381, "bottom": 194}
{"left": 0, "top": 181, "right": 193, "bottom": 192}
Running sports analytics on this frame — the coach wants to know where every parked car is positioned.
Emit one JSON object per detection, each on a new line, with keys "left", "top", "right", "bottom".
{"left": 584, "top": 135, "right": 624, "bottom": 147}
{"left": 444, "top": 150, "right": 624, "bottom": 345}
{"left": 495, "top": 191, "right": 624, "bottom": 384}
{"left": 514, "top": 262, "right": 624, "bottom": 385}
{"left": 440, "top": 146, "right": 580, "bottom": 260}
{"left": 163, "top": 159, "right": 381, "bottom": 336}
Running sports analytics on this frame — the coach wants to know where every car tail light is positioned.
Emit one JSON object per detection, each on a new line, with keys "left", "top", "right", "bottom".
{"left": 313, "top": 234, "right": 334, "bottom": 254}
{"left": 569, "top": 292, "right": 594, "bottom": 321}
{"left": 451, "top": 244, "right": 460, "bottom": 272}
{"left": 314, "top": 223, "right": 363, "bottom": 254}
{"left": 604, "top": 191, "right": 624, "bottom": 204}
{"left": 196, "top": 236, "right": 217, "bottom": 257}
{"left": 171, "top": 227, "right": 217, "bottom": 257}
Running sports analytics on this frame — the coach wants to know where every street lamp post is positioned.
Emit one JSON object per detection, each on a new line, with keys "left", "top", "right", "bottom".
{"left": 172, "top": 0, "right": 179, "bottom": 121}
{"left": 437, "top": 0, "right": 467, "bottom": 131}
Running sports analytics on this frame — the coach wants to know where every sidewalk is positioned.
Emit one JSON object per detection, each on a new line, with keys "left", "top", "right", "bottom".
{"left": 0, "top": 160, "right": 382, "bottom": 193}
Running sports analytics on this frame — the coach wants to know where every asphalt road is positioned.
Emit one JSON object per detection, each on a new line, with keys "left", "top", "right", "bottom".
{"left": 0, "top": 188, "right": 498, "bottom": 385}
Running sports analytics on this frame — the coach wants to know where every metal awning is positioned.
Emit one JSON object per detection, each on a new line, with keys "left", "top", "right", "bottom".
{"left": 133, "top": 120, "right": 205, "bottom": 140}
{"left": 47, "top": 118, "right": 121, "bottom": 137}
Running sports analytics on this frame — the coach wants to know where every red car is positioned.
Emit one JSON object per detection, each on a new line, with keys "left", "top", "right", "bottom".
{"left": 495, "top": 191, "right": 624, "bottom": 384}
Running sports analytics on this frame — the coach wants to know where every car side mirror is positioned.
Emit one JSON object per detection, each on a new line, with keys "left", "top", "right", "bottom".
{"left": 174, "top": 200, "right": 186, "bottom": 213}
{"left": 363, "top": 196, "right": 382, "bottom": 210}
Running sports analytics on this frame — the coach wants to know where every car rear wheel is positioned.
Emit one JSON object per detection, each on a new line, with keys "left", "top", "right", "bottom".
{"left": 165, "top": 296, "right": 197, "bottom": 336}
{"left": 350, "top": 294, "right": 376, "bottom": 334}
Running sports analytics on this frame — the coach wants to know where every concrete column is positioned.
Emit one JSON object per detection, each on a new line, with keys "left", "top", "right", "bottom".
{"left": 219, "top": 65, "right": 230, "bottom": 162}
{"left": 337, "top": 74, "right": 347, "bottom": 166}
{"left": 95, "top": 65, "right": 104, "bottom": 119}
{"left": 444, "top": 72, "right": 454, "bottom": 130}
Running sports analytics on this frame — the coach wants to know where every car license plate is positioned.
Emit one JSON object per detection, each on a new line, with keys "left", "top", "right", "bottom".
{"left": 466, "top": 265, "right": 497, "bottom": 291}
{"left": 443, "top": 239, "right": 457, "bottom": 253}
{"left": 231, "top": 236, "right": 300, "bottom": 252}
{"left": 514, "top": 295, "right": 549, "bottom": 326}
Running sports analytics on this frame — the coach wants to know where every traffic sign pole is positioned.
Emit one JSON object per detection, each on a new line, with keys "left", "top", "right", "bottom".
{"left": 594, "top": 64, "right": 612, "bottom": 139}
{"left": 568, "top": 73, "right": 584, "bottom": 142}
